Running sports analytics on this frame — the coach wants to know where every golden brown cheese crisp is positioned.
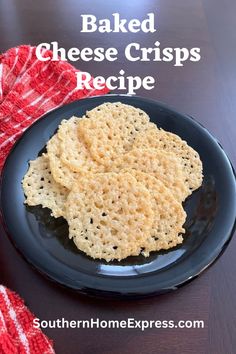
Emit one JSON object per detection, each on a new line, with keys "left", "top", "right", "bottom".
{"left": 77, "top": 102, "right": 150, "bottom": 164}
{"left": 47, "top": 134, "right": 80, "bottom": 189}
{"left": 58, "top": 116, "right": 106, "bottom": 173}
{"left": 22, "top": 155, "right": 68, "bottom": 218}
{"left": 133, "top": 127, "right": 203, "bottom": 193}
{"left": 111, "top": 148, "right": 189, "bottom": 202}
{"left": 122, "top": 170, "right": 186, "bottom": 254}
{"left": 65, "top": 172, "right": 154, "bottom": 261}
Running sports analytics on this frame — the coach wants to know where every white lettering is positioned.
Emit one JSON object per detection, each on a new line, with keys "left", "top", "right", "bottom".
{"left": 143, "top": 76, "right": 155, "bottom": 90}
{"left": 51, "top": 41, "right": 66, "bottom": 61}
{"left": 76, "top": 71, "right": 92, "bottom": 89}
{"left": 81, "top": 15, "right": 97, "bottom": 32}
{"left": 174, "top": 48, "right": 189, "bottom": 66}
{"left": 141, "top": 13, "right": 156, "bottom": 33}
{"left": 125, "top": 43, "right": 140, "bottom": 61}
{"left": 190, "top": 48, "right": 201, "bottom": 62}
{"left": 80, "top": 13, "right": 156, "bottom": 33}
{"left": 33, "top": 318, "right": 40, "bottom": 328}
{"left": 35, "top": 43, "right": 50, "bottom": 61}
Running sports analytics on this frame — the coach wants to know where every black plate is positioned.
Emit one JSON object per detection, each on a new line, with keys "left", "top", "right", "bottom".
{"left": 1, "top": 95, "right": 236, "bottom": 298}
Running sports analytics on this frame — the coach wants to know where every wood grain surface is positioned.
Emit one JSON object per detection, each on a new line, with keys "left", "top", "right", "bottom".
{"left": 0, "top": 1, "right": 236, "bottom": 353}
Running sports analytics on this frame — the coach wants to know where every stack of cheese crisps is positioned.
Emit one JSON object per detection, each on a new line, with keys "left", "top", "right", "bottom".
{"left": 22, "top": 102, "right": 203, "bottom": 261}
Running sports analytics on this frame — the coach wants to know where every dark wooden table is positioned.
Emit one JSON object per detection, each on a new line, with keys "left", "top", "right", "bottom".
{"left": 0, "top": 1, "right": 236, "bottom": 353}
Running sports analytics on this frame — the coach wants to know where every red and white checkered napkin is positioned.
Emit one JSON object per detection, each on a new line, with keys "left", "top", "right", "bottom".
{"left": 0, "top": 286, "right": 54, "bottom": 354}
{"left": 0, "top": 45, "right": 109, "bottom": 353}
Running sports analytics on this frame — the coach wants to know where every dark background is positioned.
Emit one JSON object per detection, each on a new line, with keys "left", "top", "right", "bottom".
{"left": 0, "top": 0, "right": 236, "bottom": 353}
